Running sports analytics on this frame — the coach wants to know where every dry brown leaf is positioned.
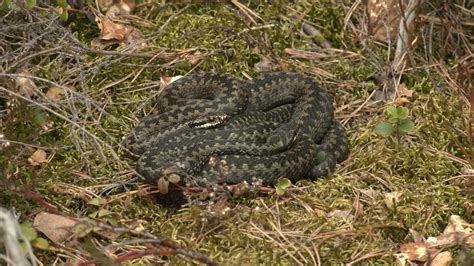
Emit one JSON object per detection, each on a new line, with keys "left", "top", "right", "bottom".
{"left": 426, "top": 215, "right": 474, "bottom": 248}
{"left": 28, "top": 149, "right": 48, "bottom": 166}
{"left": 15, "top": 70, "right": 36, "bottom": 98}
{"left": 45, "top": 86, "right": 65, "bottom": 101}
{"left": 367, "top": 0, "right": 408, "bottom": 42}
{"left": 399, "top": 242, "right": 435, "bottom": 262}
{"left": 398, "top": 83, "right": 413, "bottom": 98}
{"left": 157, "top": 177, "right": 169, "bottom": 194}
{"left": 95, "top": 227, "right": 121, "bottom": 241}
{"left": 255, "top": 56, "right": 275, "bottom": 72}
{"left": 92, "top": 15, "right": 145, "bottom": 50}
{"left": 430, "top": 251, "right": 452, "bottom": 266}
{"left": 100, "top": 0, "right": 135, "bottom": 17}
{"left": 394, "top": 83, "right": 414, "bottom": 105}
{"left": 33, "top": 212, "right": 78, "bottom": 244}
{"left": 159, "top": 75, "right": 183, "bottom": 92}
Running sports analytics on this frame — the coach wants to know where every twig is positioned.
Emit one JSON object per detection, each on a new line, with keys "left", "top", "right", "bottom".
{"left": 80, "top": 221, "right": 221, "bottom": 265}
{"left": 0, "top": 85, "right": 122, "bottom": 161}
{"left": 392, "top": 0, "right": 421, "bottom": 73}
{"left": 0, "top": 208, "right": 36, "bottom": 266}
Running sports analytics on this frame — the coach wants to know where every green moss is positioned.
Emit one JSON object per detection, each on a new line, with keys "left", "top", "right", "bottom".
{"left": 1, "top": 1, "right": 472, "bottom": 264}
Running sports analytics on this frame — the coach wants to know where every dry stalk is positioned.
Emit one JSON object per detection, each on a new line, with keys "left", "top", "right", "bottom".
{"left": 0, "top": 208, "right": 36, "bottom": 266}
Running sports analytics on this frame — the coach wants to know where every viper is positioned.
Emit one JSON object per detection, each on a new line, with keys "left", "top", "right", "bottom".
{"left": 126, "top": 72, "right": 348, "bottom": 187}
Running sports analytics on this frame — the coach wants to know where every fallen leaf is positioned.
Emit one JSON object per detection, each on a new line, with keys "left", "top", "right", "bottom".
{"left": 157, "top": 177, "right": 169, "bottom": 194}
{"left": 159, "top": 75, "right": 183, "bottom": 92}
{"left": 425, "top": 215, "right": 474, "bottom": 250}
{"left": 367, "top": 0, "right": 408, "bottom": 42}
{"left": 94, "top": 226, "right": 121, "bottom": 241}
{"left": 28, "top": 149, "right": 48, "bottom": 166}
{"left": 384, "top": 191, "right": 402, "bottom": 209}
{"left": 443, "top": 215, "right": 472, "bottom": 236}
{"left": 255, "top": 56, "right": 275, "bottom": 72}
{"left": 356, "top": 188, "right": 381, "bottom": 199}
{"left": 15, "top": 70, "right": 36, "bottom": 98}
{"left": 394, "top": 252, "right": 409, "bottom": 266}
{"left": 430, "top": 251, "right": 452, "bottom": 266}
{"left": 100, "top": 0, "right": 135, "bottom": 17}
{"left": 45, "top": 86, "right": 65, "bottom": 101}
{"left": 33, "top": 212, "right": 78, "bottom": 244}
{"left": 430, "top": 215, "right": 474, "bottom": 248}
{"left": 393, "top": 83, "right": 414, "bottom": 105}
{"left": 92, "top": 15, "right": 145, "bottom": 50}
{"left": 399, "top": 242, "right": 435, "bottom": 262}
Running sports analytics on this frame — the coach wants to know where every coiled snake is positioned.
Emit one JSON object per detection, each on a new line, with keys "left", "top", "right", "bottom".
{"left": 126, "top": 72, "right": 348, "bottom": 187}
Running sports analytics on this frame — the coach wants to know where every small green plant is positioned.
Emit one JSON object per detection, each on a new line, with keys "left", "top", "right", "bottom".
{"left": 375, "top": 106, "right": 415, "bottom": 140}
{"left": 19, "top": 222, "right": 50, "bottom": 251}
{"left": 87, "top": 198, "right": 118, "bottom": 226}
{"left": 275, "top": 177, "right": 292, "bottom": 195}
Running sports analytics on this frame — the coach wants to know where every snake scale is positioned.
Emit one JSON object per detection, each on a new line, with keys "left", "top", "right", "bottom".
{"left": 126, "top": 72, "right": 348, "bottom": 187}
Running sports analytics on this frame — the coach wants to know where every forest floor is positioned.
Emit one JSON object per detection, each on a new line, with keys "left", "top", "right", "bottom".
{"left": 0, "top": 1, "right": 473, "bottom": 265}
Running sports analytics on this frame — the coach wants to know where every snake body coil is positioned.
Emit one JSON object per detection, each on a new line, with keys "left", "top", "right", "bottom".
{"left": 127, "top": 72, "right": 348, "bottom": 186}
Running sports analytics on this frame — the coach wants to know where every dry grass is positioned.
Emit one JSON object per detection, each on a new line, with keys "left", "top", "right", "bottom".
{"left": 0, "top": 1, "right": 472, "bottom": 264}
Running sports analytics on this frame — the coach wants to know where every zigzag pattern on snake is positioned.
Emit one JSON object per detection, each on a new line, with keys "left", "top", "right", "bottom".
{"left": 126, "top": 72, "right": 348, "bottom": 186}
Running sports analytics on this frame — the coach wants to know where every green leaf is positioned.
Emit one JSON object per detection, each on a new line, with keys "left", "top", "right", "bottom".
{"left": 375, "top": 121, "right": 395, "bottom": 136}
{"left": 97, "top": 209, "right": 112, "bottom": 218}
{"left": 275, "top": 187, "right": 285, "bottom": 196}
{"left": 107, "top": 218, "right": 118, "bottom": 226}
{"left": 386, "top": 106, "right": 398, "bottom": 117}
{"left": 60, "top": 9, "right": 69, "bottom": 22}
{"left": 20, "top": 223, "right": 38, "bottom": 241}
{"left": 26, "top": 0, "right": 36, "bottom": 8}
{"left": 275, "top": 178, "right": 291, "bottom": 195}
{"left": 399, "top": 119, "right": 415, "bottom": 133}
{"left": 87, "top": 198, "right": 106, "bottom": 206}
{"left": 33, "top": 107, "right": 47, "bottom": 125}
{"left": 277, "top": 178, "right": 291, "bottom": 190}
{"left": 396, "top": 106, "right": 409, "bottom": 120}
{"left": 32, "top": 237, "right": 49, "bottom": 250}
